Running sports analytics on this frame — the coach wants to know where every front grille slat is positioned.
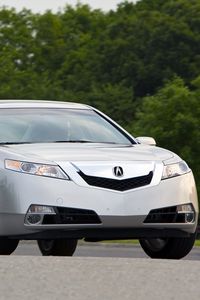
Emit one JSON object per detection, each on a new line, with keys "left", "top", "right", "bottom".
{"left": 144, "top": 206, "right": 186, "bottom": 223}
{"left": 78, "top": 171, "right": 153, "bottom": 191}
{"left": 42, "top": 207, "right": 102, "bottom": 225}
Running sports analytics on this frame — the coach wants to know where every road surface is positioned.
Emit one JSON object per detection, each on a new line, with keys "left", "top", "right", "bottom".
{"left": 0, "top": 254, "right": 200, "bottom": 300}
{"left": 0, "top": 242, "right": 198, "bottom": 300}
{"left": 14, "top": 240, "right": 200, "bottom": 260}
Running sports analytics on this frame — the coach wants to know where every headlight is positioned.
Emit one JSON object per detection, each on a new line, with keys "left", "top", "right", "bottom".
{"left": 5, "top": 159, "right": 69, "bottom": 180}
{"left": 162, "top": 161, "right": 190, "bottom": 180}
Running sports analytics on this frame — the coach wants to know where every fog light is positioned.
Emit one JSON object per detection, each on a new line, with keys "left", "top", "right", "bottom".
{"left": 177, "top": 204, "right": 193, "bottom": 212}
{"left": 28, "top": 205, "right": 55, "bottom": 214}
{"left": 25, "top": 205, "right": 56, "bottom": 225}
{"left": 26, "top": 214, "right": 42, "bottom": 225}
{"left": 185, "top": 213, "right": 195, "bottom": 223}
{"left": 177, "top": 204, "right": 195, "bottom": 224}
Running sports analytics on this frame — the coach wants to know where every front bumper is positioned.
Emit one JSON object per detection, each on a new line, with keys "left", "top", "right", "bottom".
{"left": 0, "top": 169, "right": 198, "bottom": 238}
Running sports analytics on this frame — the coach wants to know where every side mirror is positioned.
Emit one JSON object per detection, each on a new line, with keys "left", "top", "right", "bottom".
{"left": 136, "top": 136, "right": 156, "bottom": 146}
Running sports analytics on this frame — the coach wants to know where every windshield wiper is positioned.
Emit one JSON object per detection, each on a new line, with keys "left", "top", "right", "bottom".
{"left": 0, "top": 140, "right": 128, "bottom": 145}
{"left": 53, "top": 140, "right": 120, "bottom": 144}
{"left": 0, "top": 140, "right": 97, "bottom": 145}
{"left": 0, "top": 142, "right": 34, "bottom": 145}
{"left": 53, "top": 140, "right": 97, "bottom": 143}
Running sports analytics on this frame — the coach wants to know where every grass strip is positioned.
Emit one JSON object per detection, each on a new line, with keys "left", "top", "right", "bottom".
{"left": 100, "top": 239, "right": 200, "bottom": 247}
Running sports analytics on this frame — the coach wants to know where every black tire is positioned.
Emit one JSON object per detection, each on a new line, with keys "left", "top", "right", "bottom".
{"left": 139, "top": 232, "right": 196, "bottom": 259}
{"left": 0, "top": 239, "right": 19, "bottom": 255}
{"left": 37, "top": 239, "right": 78, "bottom": 256}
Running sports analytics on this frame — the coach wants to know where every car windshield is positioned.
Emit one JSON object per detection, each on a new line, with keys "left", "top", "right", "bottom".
{"left": 0, "top": 108, "right": 134, "bottom": 145}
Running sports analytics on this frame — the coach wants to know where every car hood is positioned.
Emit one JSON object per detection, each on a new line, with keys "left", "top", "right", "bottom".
{"left": 1, "top": 143, "right": 174, "bottom": 163}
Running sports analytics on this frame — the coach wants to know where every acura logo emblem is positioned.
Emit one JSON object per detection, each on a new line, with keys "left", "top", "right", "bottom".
{"left": 113, "top": 166, "right": 124, "bottom": 178}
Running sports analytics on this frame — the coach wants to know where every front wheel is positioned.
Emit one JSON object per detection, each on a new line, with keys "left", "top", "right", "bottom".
{"left": 139, "top": 232, "right": 196, "bottom": 259}
{"left": 37, "top": 239, "right": 78, "bottom": 256}
{"left": 0, "top": 239, "right": 19, "bottom": 255}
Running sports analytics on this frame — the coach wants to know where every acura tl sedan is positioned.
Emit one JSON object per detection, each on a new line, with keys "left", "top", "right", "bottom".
{"left": 0, "top": 100, "right": 198, "bottom": 259}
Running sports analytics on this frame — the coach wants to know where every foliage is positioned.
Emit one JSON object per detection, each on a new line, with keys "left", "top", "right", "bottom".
{"left": 133, "top": 77, "right": 200, "bottom": 193}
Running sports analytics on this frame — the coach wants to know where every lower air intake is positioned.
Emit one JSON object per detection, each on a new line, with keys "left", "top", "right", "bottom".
{"left": 43, "top": 207, "right": 102, "bottom": 225}
{"left": 144, "top": 205, "right": 195, "bottom": 224}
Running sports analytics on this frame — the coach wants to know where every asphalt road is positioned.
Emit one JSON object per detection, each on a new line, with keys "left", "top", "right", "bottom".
{"left": 0, "top": 242, "right": 197, "bottom": 300}
{"left": 14, "top": 240, "right": 200, "bottom": 261}
{"left": 1, "top": 253, "right": 200, "bottom": 300}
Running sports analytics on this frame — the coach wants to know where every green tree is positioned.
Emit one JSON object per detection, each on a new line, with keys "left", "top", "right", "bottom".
{"left": 133, "top": 77, "right": 200, "bottom": 193}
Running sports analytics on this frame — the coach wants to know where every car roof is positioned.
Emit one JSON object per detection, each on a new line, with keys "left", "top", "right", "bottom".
{"left": 0, "top": 100, "right": 91, "bottom": 110}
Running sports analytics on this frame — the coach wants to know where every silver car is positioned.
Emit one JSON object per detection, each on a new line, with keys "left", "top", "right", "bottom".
{"left": 0, "top": 100, "right": 198, "bottom": 258}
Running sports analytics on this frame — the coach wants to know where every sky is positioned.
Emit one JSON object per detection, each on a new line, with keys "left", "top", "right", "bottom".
{"left": 0, "top": 0, "right": 136, "bottom": 12}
